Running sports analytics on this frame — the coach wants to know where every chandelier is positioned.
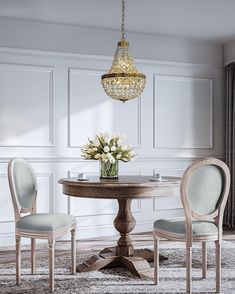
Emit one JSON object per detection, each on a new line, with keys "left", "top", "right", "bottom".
{"left": 101, "top": 0, "right": 146, "bottom": 102}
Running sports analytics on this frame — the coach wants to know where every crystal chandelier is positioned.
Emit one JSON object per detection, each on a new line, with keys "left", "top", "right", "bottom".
{"left": 101, "top": 0, "right": 146, "bottom": 102}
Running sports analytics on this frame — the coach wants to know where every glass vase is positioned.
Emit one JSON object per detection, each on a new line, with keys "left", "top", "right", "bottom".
{"left": 99, "top": 160, "right": 118, "bottom": 179}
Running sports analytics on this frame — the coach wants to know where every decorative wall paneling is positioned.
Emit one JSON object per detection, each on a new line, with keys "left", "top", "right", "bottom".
{"left": 154, "top": 75, "right": 213, "bottom": 149}
{"left": 0, "top": 63, "right": 54, "bottom": 147}
{"left": 0, "top": 48, "right": 225, "bottom": 246}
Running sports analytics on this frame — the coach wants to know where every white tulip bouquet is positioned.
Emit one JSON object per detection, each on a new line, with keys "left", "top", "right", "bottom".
{"left": 82, "top": 133, "right": 135, "bottom": 178}
{"left": 82, "top": 132, "right": 135, "bottom": 162}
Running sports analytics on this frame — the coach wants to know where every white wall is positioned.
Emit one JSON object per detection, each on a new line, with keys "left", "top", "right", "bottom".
{"left": 224, "top": 39, "right": 235, "bottom": 65}
{"left": 0, "top": 17, "right": 223, "bottom": 65}
{"left": 0, "top": 19, "right": 225, "bottom": 246}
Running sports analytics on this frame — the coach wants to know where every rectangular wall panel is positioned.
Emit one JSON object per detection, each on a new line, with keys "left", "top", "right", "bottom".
{"left": 0, "top": 174, "right": 15, "bottom": 222}
{"left": 154, "top": 75, "right": 213, "bottom": 149}
{"left": 0, "top": 173, "right": 53, "bottom": 223}
{"left": 0, "top": 63, "right": 54, "bottom": 146}
{"left": 68, "top": 69, "right": 141, "bottom": 148}
{"left": 36, "top": 173, "right": 54, "bottom": 214}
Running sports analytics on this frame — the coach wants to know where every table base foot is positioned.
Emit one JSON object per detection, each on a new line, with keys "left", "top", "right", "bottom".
{"left": 76, "top": 247, "right": 168, "bottom": 278}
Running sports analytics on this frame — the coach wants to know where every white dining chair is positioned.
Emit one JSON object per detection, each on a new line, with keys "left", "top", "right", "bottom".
{"left": 153, "top": 158, "right": 230, "bottom": 294}
{"left": 8, "top": 158, "right": 77, "bottom": 293}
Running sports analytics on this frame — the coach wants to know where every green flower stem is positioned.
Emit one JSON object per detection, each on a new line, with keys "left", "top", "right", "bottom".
{"left": 100, "top": 160, "right": 118, "bottom": 178}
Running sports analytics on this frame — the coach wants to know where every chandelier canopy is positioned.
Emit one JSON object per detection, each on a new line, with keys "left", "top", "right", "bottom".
{"left": 101, "top": 0, "right": 146, "bottom": 102}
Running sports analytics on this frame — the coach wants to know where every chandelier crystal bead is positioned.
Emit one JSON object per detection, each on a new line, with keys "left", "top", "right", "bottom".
{"left": 101, "top": 0, "right": 146, "bottom": 102}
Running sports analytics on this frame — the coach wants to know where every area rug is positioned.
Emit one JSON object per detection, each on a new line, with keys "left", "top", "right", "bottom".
{"left": 0, "top": 241, "right": 234, "bottom": 294}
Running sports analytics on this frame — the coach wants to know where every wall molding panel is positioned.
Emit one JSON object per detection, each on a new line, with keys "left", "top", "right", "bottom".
{"left": 0, "top": 47, "right": 225, "bottom": 246}
{"left": 153, "top": 75, "right": 213, "bottom": 150}
{"left": 0, "top": 62, "right": 54, "bottom": 147}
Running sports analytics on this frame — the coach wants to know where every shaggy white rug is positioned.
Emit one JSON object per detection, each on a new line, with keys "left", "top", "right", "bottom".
{"left": 0, "top": 241, "right": 234, "bottom": 294}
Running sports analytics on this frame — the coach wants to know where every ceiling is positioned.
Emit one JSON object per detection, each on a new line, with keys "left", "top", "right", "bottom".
{"left": 0, "top": 0, "right": 234, "bottom": 44}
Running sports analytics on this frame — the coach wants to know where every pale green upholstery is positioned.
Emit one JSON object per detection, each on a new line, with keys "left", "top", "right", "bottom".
{"left": 187, "top": 165, "right": 223, "bottom": 215}
{"left": 11, "top": 159, "right": 37, "bottom": 210}
{"left": 154, "top": 219, "right": 218, "bottom": 235}
{"left": 16, "top": 213, "right": 76, "bottom": 232}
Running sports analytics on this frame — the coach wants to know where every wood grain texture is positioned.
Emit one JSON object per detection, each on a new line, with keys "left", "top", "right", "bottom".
{"left": 76, "top": 246, "right": 162, "bottom": 279}
{"left": 58, "top": 176, "right": 180, "bottom": 199}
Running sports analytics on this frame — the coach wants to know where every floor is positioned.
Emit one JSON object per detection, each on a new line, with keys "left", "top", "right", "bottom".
{"left": 0, "top": 230, "right": 234, "bottom": 265}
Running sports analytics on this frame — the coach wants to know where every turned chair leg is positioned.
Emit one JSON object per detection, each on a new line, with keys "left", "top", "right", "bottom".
{"left": 48, "top": 237, "right": 55, "bottom": 293}
{"left": 186, "top": 245, "right": 192, "bottom": 294}
{"left": 31, "top": 238, "right": 36, "bottom": 275}
{"left": 71, "top": 228, "right": 76, "bottom": 274}
{"left": 202, "top": 242, "right": 207, "bottom": 278}
{"left": 215, "top": 240, "right": 221, "bottom": 293}
{"left": 16, "top": 235, "right": 21, "bottom": 285}
{"left": 154, "top": 235, "right": 159, "bottom": 285}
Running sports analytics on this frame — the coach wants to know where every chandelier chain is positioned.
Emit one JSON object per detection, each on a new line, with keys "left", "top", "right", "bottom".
{"left": 121, "top": 0, "right": 125, "bottom": 40}
{"left": 101, "top": 0, "right": 146, "bottom": 102}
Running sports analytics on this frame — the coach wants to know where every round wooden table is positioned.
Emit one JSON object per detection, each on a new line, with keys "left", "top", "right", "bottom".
{"left": 58, "top": 176, "right": 180, "bottom": 278}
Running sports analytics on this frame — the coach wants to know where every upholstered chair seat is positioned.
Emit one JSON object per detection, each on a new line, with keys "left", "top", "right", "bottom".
{"left": 16, "top": 213, "right": 76, "bottom": 233}
{"left": 154, "top": 219, "right": 218, "bottom": 236}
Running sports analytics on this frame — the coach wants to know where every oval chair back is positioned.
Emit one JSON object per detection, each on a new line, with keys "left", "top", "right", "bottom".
{"left": 8, "top": 158, "right": 37, "bottom": 222}
{"left": 180, "top": 157, "right": 230, "bottom": 244}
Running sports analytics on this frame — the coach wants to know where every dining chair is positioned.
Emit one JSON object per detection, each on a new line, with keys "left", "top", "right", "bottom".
{"left": 153, "top": 158, "right": 230, "bottom": 294}
{"left": 8, "top": 158, "right": 77, "bottom": 293}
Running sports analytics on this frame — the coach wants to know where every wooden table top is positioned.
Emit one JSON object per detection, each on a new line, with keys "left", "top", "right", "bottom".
{"left": 58, "top": 176, "right": 181, "bottom": 199}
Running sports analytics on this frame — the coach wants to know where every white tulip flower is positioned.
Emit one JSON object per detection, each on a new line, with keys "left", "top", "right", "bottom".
{"left": 105, "top": 137, "right": 110, "bottom": 144}
{"left": 103, "top": 146, "right": 109, "bottom": 153}
{"left": 117, "top": 139, "right": 123, "bottom": 146}
{"left": 116, "top": 153, "right": 122, "bottom": 160}
{"left": 85, "top": 154, "right": 91, "bottom": 159}
{"left": 109, "top": 156, "right": 115, "bottom": 164}
{"left": 121, "top": 145, "right": 128, "bottom": 151}
{"left": 129, "top": 150, "right": 135, "bottom": 156}
{"left": 111, "top": 146, "right": 116, "bottom": 152}
{"left": 94, "top": 153, "right": 101, "bottom": 159}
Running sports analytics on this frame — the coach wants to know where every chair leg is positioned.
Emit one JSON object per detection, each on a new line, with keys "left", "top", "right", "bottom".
{"left": 153, "top": 235, "right": 159, "bottom": 285}
{"left": 71, "top": 228, "right": 76, "bottom": 274}
{"left": 31, "top": 238, "right": 36, "bottom": 275}
{"left": 215, "top": 240, "right": 221, "bottom": 293}
{"left": 16, "top": 235, "right": 21, "bottom": 285}
{"left": 202, "top": 242, "right": 207, "bottom": 278}
{"left": 186, "top": 245, "right": 192, "bottom": 294}
{"left": 48, "top": 237, "right": 55, "bottom": 293}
